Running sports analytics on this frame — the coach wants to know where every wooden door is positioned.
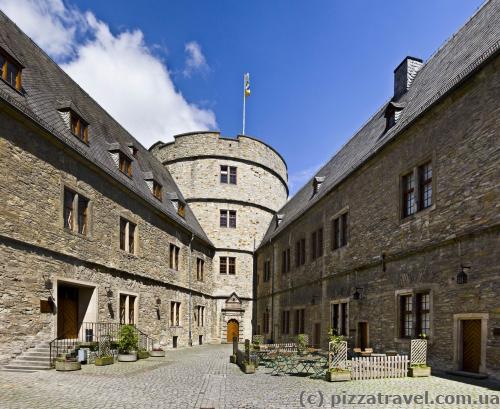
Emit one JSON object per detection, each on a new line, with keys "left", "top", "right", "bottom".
{"left": 462, "top": 320, "right": 481, "bottom": 373}
{"left": 57, "top": 286, "right": 79, "bottom": 338}
{"left": 357, "top": 322, "right": 368, "bottom": 350}
{"left": 227, "top": 319, "right": 239, "bottom": 343}
{"left": 313, "top": 323, "right": 321, "bottom": 348}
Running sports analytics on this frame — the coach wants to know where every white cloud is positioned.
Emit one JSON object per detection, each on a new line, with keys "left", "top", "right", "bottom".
{"left": 0, "top": 0, "right": 84, "bottom": 58}
{"left": 183, "top": 41, "right": 208, "bottom": 77}
{"left": 0, "top": 0, "right": 216, "bottom": 147}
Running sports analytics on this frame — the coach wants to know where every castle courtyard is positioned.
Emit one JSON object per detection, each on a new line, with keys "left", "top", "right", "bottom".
{"left": 0, "top": 344, "right": 498, "bottom": 409}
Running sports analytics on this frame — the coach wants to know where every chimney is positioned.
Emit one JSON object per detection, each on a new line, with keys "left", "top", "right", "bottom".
{"left": 393, "top": 56, "right": 423, "bottom": 100}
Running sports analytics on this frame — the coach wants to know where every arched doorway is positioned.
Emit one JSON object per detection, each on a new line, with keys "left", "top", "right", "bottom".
{"left": 227, "top": 319, "right": 239, "bottom": 343}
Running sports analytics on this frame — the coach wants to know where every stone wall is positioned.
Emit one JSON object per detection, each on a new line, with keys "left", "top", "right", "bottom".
{"left": 255, "top": 55, "right": 500, "bottom": 377}
{"left": 0, "top": 108, "right": 217, "bottom": 363}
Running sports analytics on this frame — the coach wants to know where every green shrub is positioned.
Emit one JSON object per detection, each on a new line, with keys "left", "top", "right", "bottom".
{"left": 118, "top": 325, "right": 138, "bottom": 353}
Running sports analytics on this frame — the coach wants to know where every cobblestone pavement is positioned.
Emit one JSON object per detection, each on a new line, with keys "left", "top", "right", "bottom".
{"left": 0, "top": 344, "right": 498, "bottom": 409}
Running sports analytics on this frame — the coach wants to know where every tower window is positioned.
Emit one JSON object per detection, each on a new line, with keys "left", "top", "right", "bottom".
{"left": 220, "top": 209, "right": 236, "bottom": 228}
{"left": 220, "top": 165, "right": 237, "bottom": 184}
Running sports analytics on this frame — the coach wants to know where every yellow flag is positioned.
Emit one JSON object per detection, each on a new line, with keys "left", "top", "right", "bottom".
{"left": 244, "top": 72, "right": 251, "bottom": 97}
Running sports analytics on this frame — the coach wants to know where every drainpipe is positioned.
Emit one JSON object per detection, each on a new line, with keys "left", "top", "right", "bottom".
{"left": 188, "top": 233, "right": 194, "bottom": 347}
{"left": 270, "top": 239, "right": 275, "bottom": 343}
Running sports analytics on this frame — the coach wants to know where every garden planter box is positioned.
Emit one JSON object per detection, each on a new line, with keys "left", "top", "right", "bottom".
{"left": 95, "top": 356, "right": 114, "bottom": 366}
{"left": 149, "top": 350, "right": 165, "bottom": 357}
{"left": 241, "top": 363, "right": 255, "bottom": 374}
{"left": 137, "top": 351, "right": 150, "bottom": 359}
{"left": 118, "top": 352, "right": 138, "bottom": 362}
{"left": 55, "top": 360, "right": 81, "bottom": 371}
{"left": 325, "top": 370, "right": 351, "bottom": 382}
{"left": 409, "top": 366, "right": 431, "bottom": 377}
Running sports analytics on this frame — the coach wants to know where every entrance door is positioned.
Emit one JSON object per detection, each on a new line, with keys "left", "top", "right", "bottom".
{"left": 357, "top": 322, "right": 368, "bottom": 350}
{"left": 227, "top": 319, "right": 239, "bottom": 343}
{"left": 462, "top": 320, "right": 481, "bottom": 373}
{"left": 313, "top": 323, "right": 321, "bottom": 348}
{"left": 57, "top": 285, "right": 79, "bottom": 338}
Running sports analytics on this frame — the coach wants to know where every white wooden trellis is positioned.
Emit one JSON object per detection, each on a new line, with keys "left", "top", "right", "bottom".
{"left": 328, "top": 341, "right": 348, "bottom": 370}
{"left": 351, "top": 356, "right": 408, "bottom": 380}
{"left": 410, "top": 339, "right": 428, "bottom": 366}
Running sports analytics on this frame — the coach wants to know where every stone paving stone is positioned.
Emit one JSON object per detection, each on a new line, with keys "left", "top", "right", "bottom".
{"left": 0, "top": 344, "right": 498, "bottom": 409}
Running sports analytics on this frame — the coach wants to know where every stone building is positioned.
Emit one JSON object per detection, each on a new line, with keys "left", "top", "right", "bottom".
{"left": 150, "top": 132, "right": 288, "bottom": 342}
{"left": 255, "top": 0, "right": 500, "bottom": 379}
{"left": 0, "top": 10, "right": 218, "bottom": 365}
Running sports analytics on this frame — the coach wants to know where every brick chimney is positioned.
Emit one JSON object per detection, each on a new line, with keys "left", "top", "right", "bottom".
{"left": 393, "top": 56, "right": 423, "bottom": 100}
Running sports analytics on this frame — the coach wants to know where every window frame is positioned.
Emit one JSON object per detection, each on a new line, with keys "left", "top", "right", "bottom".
{"left": 170, "top": 301, "right": 181, "bottom": 327}
{"left": 63, "top": 187, "right": 90, "bottom": 237}
{"left": 119, "top": 217, "right": 137, "bottom": 254}
{"left": 119, "top": 152, "right": 132, "bottom": 178}
{"left": 0, "top": 49, "right": 22, "bottom": 91}
{"left": 69, "top": 111, "right": 89, "bottom": 144}
{"left": 152, "top": 180, "right": 162, "bottom": 201}
{"left": 330, "top": 299, "right": 349, "bottom": 336}
{"left": 332, "top": 211, "right": 349, "bottom": 251}
{"left": 196, "top": 257, "right": 204, "bottom": 281}
{"left": 400, "top": 159, "right": 434, "bottom": 220}
{"left": 169, "top": 243, "right": 180, "bottom": 270}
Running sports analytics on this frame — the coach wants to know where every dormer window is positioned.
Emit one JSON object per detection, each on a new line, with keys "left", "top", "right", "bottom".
{"left": 70, "top": 111, "right": 88, "bottom": 143}
{"left": 178, "top": 202, "right": 186, "bottom": 218}
{"left": 313, "top": 176, "right": 325, "bottom": 195}
{"left": 276, "top": 214, "right": 284, "bottom": 228}
{"left": 153, "top": 180, "right": 162, "bottom": 201}
{"left": 128, "top": 143, "right": 138, "bottom": 158}
{"left": 0, "top": 49, "right": 22, "bottom": 91}
{"left": 119, "top": 152, "right": 132, "bottom": 177}
{"left": 167, "top": 192, "right": 186, "bottom": 218}
{"left": 384, "top": 101, "right": 405, "bottom": 132}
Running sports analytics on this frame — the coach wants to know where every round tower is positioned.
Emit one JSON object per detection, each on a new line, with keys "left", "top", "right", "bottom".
{"left": 150, "top": 131, "right": 288, "bottom": 342}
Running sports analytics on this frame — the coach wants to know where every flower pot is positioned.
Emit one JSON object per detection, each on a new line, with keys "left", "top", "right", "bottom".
{"left": 55, "top": 360, "right": 81, "bottom": 371}
{"left": 409, "top": 366, "right": 431, "bottom": 377}
{"left": 137, "top": 350, "right": 150, "bottom": 359}
{"left": 118, "top": 352, "right": 138, "bottom": 362}
{"left": 325, "top": 370, "right": 351, "bottom": 382}
{"left": 242, "top": 362, "right": 255, "bottom": 374}
{"left": 149, "top": 350, "right": 165, "bottom": 357}
{"left": 95, "top": 356, "right": 114, "bottom": 366}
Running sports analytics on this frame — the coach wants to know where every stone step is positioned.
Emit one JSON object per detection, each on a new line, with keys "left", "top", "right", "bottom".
{"left": 24, "top": 352, "right": 51, "bottom": 357}
{"left": 17, "top": 356, "right": 50, "bottom": 362}
{"left": 3, "top": 364, "right": 51, "bottom": 371}
{"left": 0, "top": 368, "right": 37, "bottom": 373}
{"left": 4, "top": 360, "right": 51, "bottom": 368}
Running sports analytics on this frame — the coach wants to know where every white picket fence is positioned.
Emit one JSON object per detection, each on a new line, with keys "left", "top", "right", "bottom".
{"left": 351, "top": 355, "right": 408, "bottom": 380}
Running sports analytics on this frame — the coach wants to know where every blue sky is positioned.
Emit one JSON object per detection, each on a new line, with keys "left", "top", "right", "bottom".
{"left": 1, "top": 0, "right": 485, "bottom": 194}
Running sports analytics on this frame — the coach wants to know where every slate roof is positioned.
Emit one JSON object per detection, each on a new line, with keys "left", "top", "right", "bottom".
{"left": 0, "top": 11, "right": 211, "bottom": 245}
{"left": 261, "top": 0, "right": 500, "bottom": 246}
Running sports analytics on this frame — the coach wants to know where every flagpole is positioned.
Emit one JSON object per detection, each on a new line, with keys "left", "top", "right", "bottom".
{"left": 242, "top": 74, "right": 246, "bottom": 135}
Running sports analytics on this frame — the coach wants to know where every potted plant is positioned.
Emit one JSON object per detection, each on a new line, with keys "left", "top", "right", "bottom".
{"left": 95, "top": 334, "right": 114, "bottom": 366}
{"left": 55, "top": 355, "right": 81, "bottom": 371}
{"left": 150, "top": 345, "right": 165, "bottom": 357}
{"left": 296, "top": 334, "right": 308, "bottom": 355}
{"left": 241, "top": 360, "right": 255, "bottom": 374}
{"left": 325, "top": 329, "right": 350, "bottom": 381}
{"left": 409, "top": 364, "right": 431, "bottom": 377}
{"left": 117, "top": 324, "right": 138, "bottom": 362}
{"left": 137, "top": 348, "right": 150, "bottom": 359}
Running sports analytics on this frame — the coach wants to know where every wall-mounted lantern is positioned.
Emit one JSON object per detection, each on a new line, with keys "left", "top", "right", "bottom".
{"left": 352, "top": 287, "right": 364, "bottom": 300}
{"left": 42, "top": 274, "right": 53, "bottom": 290}
{"left": 456, "top": 265, "right": 470, "bottom": 284}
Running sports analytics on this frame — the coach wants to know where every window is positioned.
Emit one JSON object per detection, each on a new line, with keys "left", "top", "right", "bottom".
{"left": 170, "top": 301, "right": 181, "bottom": 326}
{"left": 220, "top": 210, "right": 236, "bottom": 228}
{"left": 63, "top": 188, "right": 89, "bottom": 236}
{"left": 281, "top": 310, "right": 290, "bottom": 334}
{"left": 311, "top": 228, "right": 323, "bottom": 260}
{"left": 196, "top": 306, "right": 205, "bottom": 327}
{"left": 263, "top": 259, "right": 271, "bottom": 282}
{"left": 70, "top": 111, "right": 88, "bottom": 143}
{"left": 119, "top": 218, "right": 136, "bottom": 254}
{"left": 220, "top": 165, "right": 237, "bottom": 184}
{"left": 281, "top": 248, "right": 291, "bottom": 274}
{"left": 0, "top": 50, "right": 22, "bottom": 91}
{"left": 332, "top": 212, "right": 348, "bottom": 250}
{"left": 419, "top": 162, "right": 433, "bottom": 210}
{"left": 220, "top": 257, "right": 236, "bottom": 275}
{"left": 416, "top": 292, "right": 430, "bottom": 337}
{"left": 402, "top": 161, "right": 433, "bottom": 218}
{"left": 119, "top": 152, "right": 132, "bottom": 177}
{"left": 169, "top": 244, "right": 180, "bottom": 270}
{"left": 178, "top": 202, "right": 186, "bottom": 218}
{"left": 402, "top": 172, "right": 416, "bottom": 217}
{"left": 294, "top": 309, "right": 305, "bottom": 334}
{"left": 400, "top": 294, "right": 413, "bottom": 338}
{"left": 152, "top": 180, "right": 162, "bottom": 201}
{"left": 331, "top": 301, "right": 348, "bottom": 336}
{"left": 119, "top": 293, "right": 137, "bottom": 325}
{"left": 263, "top": 309, "right": 270, "bottom": 334}
{"left": 295, "top": 238, "right": 306, "bottom": 266}
{"left": 196, "top": 258, "right": 204, "bottom": 281}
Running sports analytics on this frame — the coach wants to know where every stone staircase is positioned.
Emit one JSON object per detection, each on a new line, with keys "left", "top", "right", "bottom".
{"left": 1, "top": 341, "right": 52, "bottom": 373}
